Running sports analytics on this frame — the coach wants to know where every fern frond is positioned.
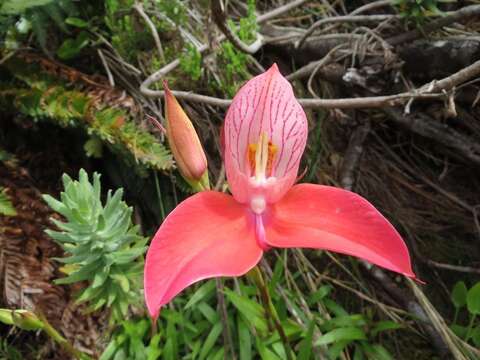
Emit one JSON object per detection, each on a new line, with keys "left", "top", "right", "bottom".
{"left": 2, "top": 54, "right": 174, "bottom": 172}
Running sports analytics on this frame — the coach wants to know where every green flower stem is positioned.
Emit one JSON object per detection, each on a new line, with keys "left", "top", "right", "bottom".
{"left": 38, "top": 314, "right": 91, "bottom": 360}
{"left": 247, "top": 266, "right": 294, "bottom": 360}
{"left": 154, "top": 171, "right": 166, "bottom": 220}
{"left": 465, "top": 314, "right": 477, "bottom": 341}
{"left": 453, "top": 308, "right": 459, "bottom": 325}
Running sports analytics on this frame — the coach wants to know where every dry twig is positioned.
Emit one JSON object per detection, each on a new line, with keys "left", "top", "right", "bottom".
{"left": 296, "top": 14, "right": 399, "bottom": 49}
{"left": 133, "top": 2, "right": 165, "bottom": 62}
{"left": 387, "top": 5, "right": 480, "bottom": 46}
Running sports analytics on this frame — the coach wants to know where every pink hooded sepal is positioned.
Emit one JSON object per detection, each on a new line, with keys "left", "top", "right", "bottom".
{"left": 144, "top": 191, "right": 263, "bottom": 319}
{"left": 223, "top": 64, "right": 308, "bottom": 204}
{"left": 264, "top": 184, "right": 417, "bottom": 279}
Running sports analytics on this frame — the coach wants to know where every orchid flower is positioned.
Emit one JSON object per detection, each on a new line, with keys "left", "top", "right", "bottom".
{"left": 144, "top": 64, "right": 417, "bottom": 319}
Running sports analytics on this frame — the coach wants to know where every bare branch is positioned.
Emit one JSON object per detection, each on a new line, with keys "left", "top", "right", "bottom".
{"left": 158, "top": 60, "right": 480, "bottom": 109}
{"left": 97, "top": 49, "right": 115, "bottom": 87}
{"left": 349, "top": 0, "right": 393, "bottom": 15}
{"left": 296, "top": 14, "right": 399, "bottom": 49}
{"left": 384, "top": 108, "right": 480, "bottom": 166}
{"left": 133, "top": 2, "right": 165, "bottom": 62}
{"left": 340, "top": 120, "right": 371, "bottom": 191}
{"left": 387, "top": 4, "right": 480, "bottom": 46}
{"left": 256, "top": 0, "right": 308, "bottom": 23}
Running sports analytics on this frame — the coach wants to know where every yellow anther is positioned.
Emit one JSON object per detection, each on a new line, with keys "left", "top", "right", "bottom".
{"left": 247, "top": 132, "right": 277, "bottom": 180}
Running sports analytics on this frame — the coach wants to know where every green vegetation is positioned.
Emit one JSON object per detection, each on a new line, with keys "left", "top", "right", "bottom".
{"left": 393, "top": 0, "right": 454, "bottom": 23}
{"left": 0, "top": 187, "right": 16, "bottom": 216}
{"left": 450, "top": 281, "right": 480, "bottom": 348}
{"left": 43, "top": 170, "right": 147, "bottom": 322}
{"left": 0, "top": 0, "right": 478, "bottom": 359}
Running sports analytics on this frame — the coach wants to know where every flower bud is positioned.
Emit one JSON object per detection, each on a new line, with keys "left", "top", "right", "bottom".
{"left": 163, "top": 82, "right": 209, "bottom": 191}
{"left": 0, "top": 309, "right": 45, "bottom": 331}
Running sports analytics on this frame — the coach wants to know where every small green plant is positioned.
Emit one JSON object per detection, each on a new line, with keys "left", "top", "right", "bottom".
{"left": 450, "top": 281, "right": 480, "bottom": 348}
{"left": 393, "top": 0, "right": 454, "bottom": 24}
{"left": 105, "top": 0, "right": 184, "bottom": 63}
{"left": 237, "top": 0, "right": 258, "bottom": 44}
{"left": 100, "top": 318, "right": 161, "bottom": 360}
{"left": 179, "top": 43, "right": 202, "bottom": 81}
{"left": 215, "top": 0, "right": 257, "bottom": 97}
{"left": 0, "top": 338, "right": 22, "bottom": 360}
{"left": 0, "top": 0, "right": 79, "bottom": 52}
{"left": 217, "top": 42, "right": 250, "bottom": 97}
{"left": 0, "top": 0, "right": 54, "bottom": 15}
{"left": 0, "top": 187, "right": 16, "bottom": 216}
{"left": 105, "top": 0, "right": 149, "bottom": 62}
{"left": 43, "top": 169, "right": 148, "bottom": 322}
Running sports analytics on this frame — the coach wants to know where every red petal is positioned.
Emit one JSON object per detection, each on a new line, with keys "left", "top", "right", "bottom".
{"left": 144, "top": 191, "right": 262, "bottom": 319}
{"left": 264, "top": 184, "right": 416, "bottom": 278}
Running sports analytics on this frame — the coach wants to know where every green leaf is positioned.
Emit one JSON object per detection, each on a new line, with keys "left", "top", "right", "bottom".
{"left": 451, "top": 281, "right": 468, "bottom": 309}
{"left": 471, "top": 326, "right": 480, "bottom": 348}
{"left": 315, "top": 327, "right": 366, "bottom": 346}
{"left": 111, "top": 274, "right": 130, "bottom": 293}
{"left": 362, "top": 343, "right": 394, "bottom": 360}
{"left": 84, "top": 137, "right": 103, "bottom": 158}
{"left": 55, "top": 262, "right": 102, "bottom": 284}
{"left": 307, "top": 285, "right": 332, "bottom": 306}
{"left": 324, "top": 299, "right": 348, "bottom": 317}
{"left": 0, "top": 0, "right": 53, "bottom": 14}
{"left": 297, "top": 320, "right": 315, "bottom": 360}
{"left": 255, "top": 337, "right": 282, "bottom": 360}
{"left": 57, "top": 31, "right": 89, "bottom": 60}
{"left": 198, "top": 322, "right": 222, "bottom": 360}
{"left": 450, "top": 324, "right": 467, "bottom": 339}
{"left": 328, "top": 339, "right": 350, "bottom": 359}
{"left": 371, "top": 321, "right": 402, "bottom": 337}
{"left": 224, "top": 289, "right": 268, "bottom": 334}
{"left": 65, "top": 17, "right": 88, "bottom": 28}
{"left": 92, "top": 270, "right": 109, "bottom": 288}
{"left": 99, "top": 338, "right": 118, "bottom": 360}
{"left": 185, "top": 280, "right": 216, "bottom": 309}
{"left": 238, "top": 316, "right": 252, "bottom": 360}
{"left": 467, "top": 283, "right": 480, "bottom": 315}
{"left": 197, "top": 302, "right": 219, "bottom": 324}
{"left": 321, "top": 315, "right": 366, "bottom": 331}
{"left": 0, "top": 187, "right": 17, "bottom": 216}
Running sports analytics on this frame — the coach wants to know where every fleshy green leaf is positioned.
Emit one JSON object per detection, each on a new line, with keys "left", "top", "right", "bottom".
{"left": 467, "top": 283, "right": 480, "bottom": 315}
{"left": 451, "top": 281, "right": 468, "bottom": 309}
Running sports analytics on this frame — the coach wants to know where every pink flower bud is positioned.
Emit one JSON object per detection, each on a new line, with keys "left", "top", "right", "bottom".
{"left": 164, "top": 82, "right": 208, "bottom": 187}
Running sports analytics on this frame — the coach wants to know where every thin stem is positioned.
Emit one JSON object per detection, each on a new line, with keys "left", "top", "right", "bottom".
{"left": 216, "top": 279, "right": 237, "bottom": 360}
{"left": 38, "top": 314, "right": 89, "bottom": 360}
{"left": 248, "top": 266, "right": 294, "bottom": 360}
{"left": 453, "top": 308, "right": 459, "bottom": 325}
{"left": 154, "top": 172, "right": 166, "bottom": 220}
{"left": 465, "top": 314, "right": 477, "bottom": 341}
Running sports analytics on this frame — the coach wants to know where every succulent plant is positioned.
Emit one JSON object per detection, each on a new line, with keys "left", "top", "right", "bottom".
{"left": 43, "top": 169, "right": 147, "bottom": 322}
